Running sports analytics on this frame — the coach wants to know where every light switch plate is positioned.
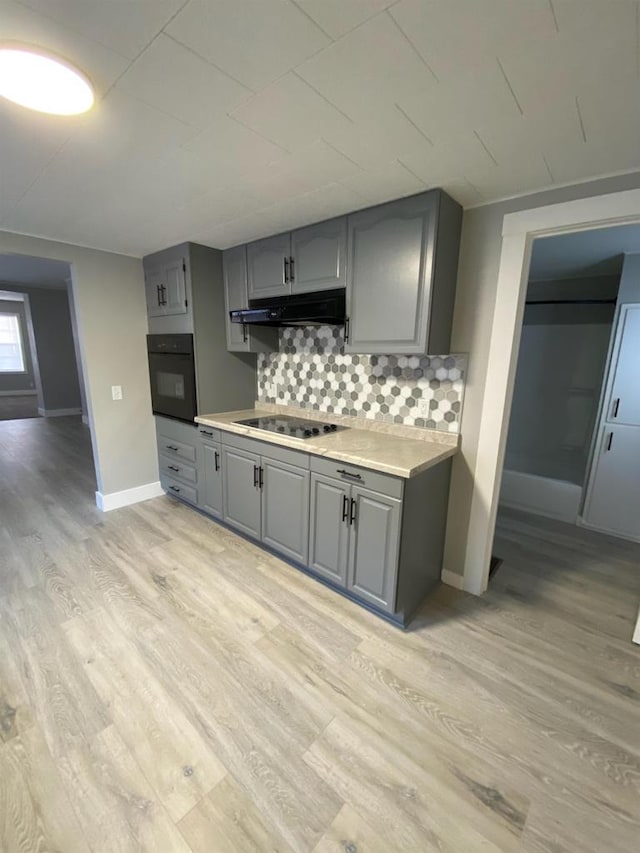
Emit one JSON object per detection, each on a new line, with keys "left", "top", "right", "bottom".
{"left": 111, "top": 385, "right": 123, "bottom": 401}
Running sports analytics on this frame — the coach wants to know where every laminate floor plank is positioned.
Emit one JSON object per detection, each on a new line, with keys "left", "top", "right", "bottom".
{"left": 0, "top": 417, "right": 638, "bottom": 852}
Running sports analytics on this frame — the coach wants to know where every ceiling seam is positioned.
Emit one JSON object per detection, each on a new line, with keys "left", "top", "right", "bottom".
{"left": 574, "top": 97, "right": 587, "bottom": 143}
{"left": 396, "top": 158, "right": 427, "bottom": 186}
{"left": 394, "top": 103, "right": 434, "bottom": 147}
{"left": 386, "top": 8, "right": 439, "bottom": 83}
{"left": 161, "top": 32, "right": 256, "bottom": 95}
{"left": 548, "top": 0, "right": 560, "bottom": 33}
{"left": 288, "top": 0, "right": 334, "bottom": 41}
{"left": 496, "top": 58, "right": 524, "bottom": 116}
{"left": 473, "top": 130, "right": 499, "bottom": 167}
{"left": 320, "top": 138, "right": 362, "bottom": 171}
{"left": 542, "top": 154, "right": 555, "bottom": 183}
{"left": 290, "top": 71, "right": 355, "bottom": 124}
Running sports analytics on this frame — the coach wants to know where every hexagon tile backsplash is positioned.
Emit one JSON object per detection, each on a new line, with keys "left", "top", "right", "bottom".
{"left": 257, "top": 326, "right": 467, "bottom": 433}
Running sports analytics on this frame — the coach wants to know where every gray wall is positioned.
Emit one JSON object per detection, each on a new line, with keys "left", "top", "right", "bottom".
{"left": 0, "top": 297, "right": 36, "bottom": 393}
{"left": 444, "top": 170, "right": 640, "bottom": 579}
{"left": 0, "top": 230, "right": 157, "bottom": 498}
{"left": 618, "top": 253, "right": 640, "bottom": 303}
{"left": 504, "top": 277, "right": 616, "bottom": 485}
{"left": 2, "top": 284, "right": 82, "bottom": 412}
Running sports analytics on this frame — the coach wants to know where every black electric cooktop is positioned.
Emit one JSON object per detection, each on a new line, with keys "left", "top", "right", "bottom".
{"left": 234, "top": 415, "right": 343, "bottom": 440}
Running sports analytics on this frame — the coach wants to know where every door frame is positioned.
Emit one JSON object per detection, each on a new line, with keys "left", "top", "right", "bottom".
{"left": 462, "top": 187, "right": 640, "bottom": 595}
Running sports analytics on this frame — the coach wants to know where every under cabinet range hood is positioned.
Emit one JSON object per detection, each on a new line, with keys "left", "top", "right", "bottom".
{"left": 230, "top": 288, "right": 345, "bottom": 327}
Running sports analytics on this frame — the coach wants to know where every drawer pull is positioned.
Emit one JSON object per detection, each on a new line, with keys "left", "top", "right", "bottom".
{"left": 169, "top": 485, "right": 181, "bottom": 493}
{"left": 200, "top": 429, "right": 214, "bottom": 437}
{"left": 168, "top": 465, "right": 179, "bottom": 472}
{"left": 165, "top": 444, "right": 178, "bottom": 451}
{"left": 612, "top": 398, "right": 620, "bottom": 418}
{"left": 337, "top": 468, "right": 362, "bottom": 481}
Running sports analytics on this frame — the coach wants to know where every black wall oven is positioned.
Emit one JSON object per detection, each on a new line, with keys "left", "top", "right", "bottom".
{"left": 147, "top": 334, "right": 197, "bottom": 424}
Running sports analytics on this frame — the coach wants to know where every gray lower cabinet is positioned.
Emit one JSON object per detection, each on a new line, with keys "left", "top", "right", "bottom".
{"left": 348, "top": 486, "right": 401, "bottom": 612}
{"left": 222, "top": 446, "right": 262, "bottom": 539}
{"left": 309, "top": 473, "right": 400, "bottom": 613}
{"left": 261, "top": 457, "right": 309, "bottom": 564}
{"left": 201, "top": 441, "right": 223, "bottom": 519}
{"left": 309, "top": 473, "right": 350, "bottom": 585}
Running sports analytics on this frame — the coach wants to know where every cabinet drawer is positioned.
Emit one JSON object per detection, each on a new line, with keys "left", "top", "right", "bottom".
{"left": 309, "top": 457, "right": 403, "bottom": 499}
{"left": 161, "top": 475, "right": 198, "bottom": 505}
{"left": 222, "top": 430, "right": 309, "bottom": 469}
{"left": 157, "top": 436, "right": 196, "bottom": 463}
{"left": 159, "top": 454, "right": 197, "bottom": 485}
{"left": 196, "top": 425, "right": 221, "bottom": 443}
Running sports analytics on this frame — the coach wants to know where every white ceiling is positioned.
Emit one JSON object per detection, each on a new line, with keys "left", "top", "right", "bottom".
{"left": 0, "top": 253, "right": 70, "bottom": 287}
{"left": 0, "top": 0, "right": 639, "bottom": 257}
{"left": 530, "top": 223, "right": 640, "bottom": 281}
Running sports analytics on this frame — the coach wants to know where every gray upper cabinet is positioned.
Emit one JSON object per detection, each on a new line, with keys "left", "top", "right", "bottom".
{"left": 347, "top": 486, "right": 401, "bottom": 613}
{"left": 201, "top": 440, "right": 223, "bottom": 519}
{"left": 308, "top": 473, "right": 350, "bottom": 586}
{"left": 223, "top": 246, "right": 278, "bottom": 353}
{"left": 345, "top": 190, "right": 462, "bottom": 355}
{"left": 222, "top": 445, "right": 262, "bottom": 539}
{"left": 144, "top": 256, "right": 187, "bottom": 318}
{"left": 261, "top": 457, "right": 309, "bottom": 564}
{"left": 290, "top": 217, "right": 347, "bottom": 294}
{"left": 247, "top": 233, "right": 291, "bottom": 300}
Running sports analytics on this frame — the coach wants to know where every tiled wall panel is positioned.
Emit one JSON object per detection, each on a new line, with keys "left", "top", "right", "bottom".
{"left": 257, "top": 326, "right": 466, "bottom": 432}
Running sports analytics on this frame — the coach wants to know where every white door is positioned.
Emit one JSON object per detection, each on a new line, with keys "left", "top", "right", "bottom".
{"left": 584, "top": 424, "right": 640, "bottom": 540}
{"left": 607, "top": 304, "right": 640, "bottom": 425}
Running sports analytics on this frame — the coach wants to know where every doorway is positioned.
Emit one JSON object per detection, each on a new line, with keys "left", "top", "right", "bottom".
{"left": 0, "top": 254, "right": 87, "bottom": 422}
{"left": 462, "top": 187, "right": 640, "bottom": 597}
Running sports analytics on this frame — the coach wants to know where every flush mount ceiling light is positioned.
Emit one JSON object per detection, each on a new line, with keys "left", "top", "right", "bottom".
{"left": 0, "top": 44, "right": 94, "bottom": 115}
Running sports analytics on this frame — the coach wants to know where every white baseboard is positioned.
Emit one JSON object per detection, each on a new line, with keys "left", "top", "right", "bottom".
{"left": 82, "top": 413, "right": 89, "bottom": 425}
{"left": 96, "top": 481, "right": 164, "bottom": 512}
{"left": 38, "top": 407, "right": 82, "bottom": 417}
{"left": 577, "top": 516, "right": 640, "bottom": 544}
{"left": 0, "top": 390, "right": 37, "bottom": 397}
{"left": 441, "top": 569, "right": 465, "bottom": 590}
{"left": 633, "top": 608, "right": 640, "bottom": 646}
{"left": 499, "top": 469, "right": 582, "bottom": 524}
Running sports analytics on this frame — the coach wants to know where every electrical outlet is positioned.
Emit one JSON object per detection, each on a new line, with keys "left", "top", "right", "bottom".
{"left": 111, "top": 385, "right": 123, "bottom": 401}
{"left": 417, "top": 400, "right": 429, "bottom": 419}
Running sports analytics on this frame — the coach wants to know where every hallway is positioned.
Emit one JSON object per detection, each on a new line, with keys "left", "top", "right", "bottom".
{"left": 0, "top": 417, "right": 639, "bottom": 852}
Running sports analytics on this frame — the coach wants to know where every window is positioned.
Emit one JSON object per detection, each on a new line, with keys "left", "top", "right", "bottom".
{"left": 0, "top": 313, "right": 26, "bottom": 372}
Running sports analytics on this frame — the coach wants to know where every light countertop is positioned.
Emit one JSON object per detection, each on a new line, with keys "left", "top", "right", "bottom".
{"left": 195, "top": 408, "right": 458, "bottom": 479}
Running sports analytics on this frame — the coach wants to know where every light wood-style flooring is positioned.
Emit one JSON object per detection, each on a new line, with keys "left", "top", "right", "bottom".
{"left": 1, "top": 417, "right": 639, "bottom": 852}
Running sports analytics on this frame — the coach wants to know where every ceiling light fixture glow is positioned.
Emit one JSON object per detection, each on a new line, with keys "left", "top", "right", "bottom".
{"left": 0, "top": 44, "right": 94, "bottom": 115}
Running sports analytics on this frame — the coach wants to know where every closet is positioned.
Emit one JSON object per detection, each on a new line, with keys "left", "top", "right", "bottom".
{"left": 583, "top": 303, "right": 640, "bottom": 541}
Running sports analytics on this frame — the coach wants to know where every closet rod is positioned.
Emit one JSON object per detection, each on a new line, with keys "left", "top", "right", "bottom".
{"left": 525, "top": 299, "right": 617, "bottom": 306}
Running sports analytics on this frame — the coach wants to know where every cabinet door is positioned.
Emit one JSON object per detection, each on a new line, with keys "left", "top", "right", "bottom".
{"left": 223, "top": 246, "right": 251, "bottom": 351}
{"left": 291, "top": 217, "right": 347, "bottom": 294}
{"left": 162, "top": 258, "right": 188, "bottom": 316}
{"left": 347, "top": 486, "right": 401, "bottom": 613}
{"left": 261, "top": 458, "right": 309, "bottom": 564}
{"left": 345, "top": 192, "right": 438, "bottom": 354}
{"left": 308, "top": 473, "right": 350, "bottom": 587}
{"left": 222, "top": 446, "right": 261, "bottom": 539}
{"left": 584, "top": 424, "right": 640, "bottom": 540}
{"left": 145, "top": 267, "right": 165, "bottom": 317}
{"left": 201, "top": 442, "right": 223, "bottom": 519}
{"left": 247, "top": 233, "right": 291, "bottom": 299}
{"left": 608, "top": 305, "right": 640, "bottom": 426}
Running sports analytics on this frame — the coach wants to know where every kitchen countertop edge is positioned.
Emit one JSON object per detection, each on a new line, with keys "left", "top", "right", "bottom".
{"left": 195, "top": 410, "right": 458, "bottom": 479}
